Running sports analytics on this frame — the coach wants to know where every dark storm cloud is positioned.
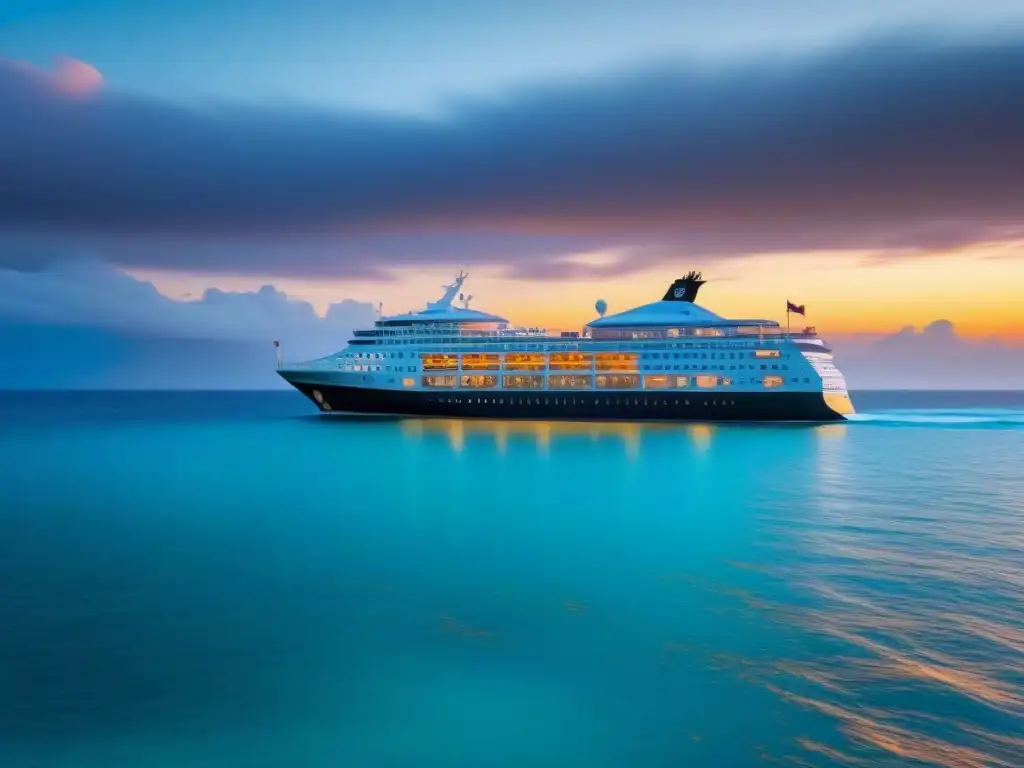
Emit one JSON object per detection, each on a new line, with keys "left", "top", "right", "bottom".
{"left": 2, "top": 34, "right": 1024, "bottom": 277}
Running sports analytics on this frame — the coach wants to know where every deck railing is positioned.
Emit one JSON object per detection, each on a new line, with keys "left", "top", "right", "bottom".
{"left": 280, "top": 330, "right": 824, "bottom": 369}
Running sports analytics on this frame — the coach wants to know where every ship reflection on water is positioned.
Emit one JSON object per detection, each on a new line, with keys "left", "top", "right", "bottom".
{"left": 400, "top": 417, "right": 725, "bottom": 460}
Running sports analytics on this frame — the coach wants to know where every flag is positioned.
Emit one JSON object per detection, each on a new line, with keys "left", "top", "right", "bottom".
{"left": 786, "top": 301, "right": 805, "bottom": 316}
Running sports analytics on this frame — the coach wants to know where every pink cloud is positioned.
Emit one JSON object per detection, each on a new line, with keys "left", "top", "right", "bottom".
{"left": 3, "top": 55, "right": 103, "bottom": 98}
{"left": 50, "top": 55, "right": 103, "bottom": 97}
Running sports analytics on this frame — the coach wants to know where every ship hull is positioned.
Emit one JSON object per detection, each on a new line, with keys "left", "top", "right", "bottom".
{"left": 284, "top": 380, "right": 849, "bottom": 422}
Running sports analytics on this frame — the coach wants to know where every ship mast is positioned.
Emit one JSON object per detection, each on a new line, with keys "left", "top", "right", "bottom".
{"left": 426, "top": 270, "right": 468, "bottom": 310}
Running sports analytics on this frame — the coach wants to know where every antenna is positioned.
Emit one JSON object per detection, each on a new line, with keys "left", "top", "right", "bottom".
{"left": 462, "top": 294, "right": 474, "bottom": 309}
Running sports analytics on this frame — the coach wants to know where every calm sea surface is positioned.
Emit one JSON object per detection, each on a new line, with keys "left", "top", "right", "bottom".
{"left": 1, "top": 391, "right": 1022, "bottom": 767}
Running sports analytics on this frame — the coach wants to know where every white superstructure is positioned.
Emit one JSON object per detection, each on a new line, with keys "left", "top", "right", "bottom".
{"left": 279, "top": 271, "right": 855, "bottom": 421}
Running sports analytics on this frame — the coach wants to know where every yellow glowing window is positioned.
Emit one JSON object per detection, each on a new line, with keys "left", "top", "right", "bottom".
{"left": 548, "top": 352, "right": 593, "bottom": 370}
{"left": 755, "top": 349, "right": 781, "bottom": 358}
{"left": 422, "top": 375, "right": 457, "bottom": 388}
{"left": 421, "top": 354, "right": 458, "bottom": 370}
{"left": 763, "top": 376, "right": 784, "bottom": 388}
{"left": 504, "top": 353, "right": 546, "bottom": 371}
{"left": 548, "top": 375, "right": 593, "bottom": 389}
{"left": 461, "top": 353, "right": 500, "bottom": 370}
{"left": 695, "top": 375, "right": 719, "bottom": 388}
{"left": 643, "top": 375, "right": 672, "bottom": 389}
{"left": 674, "top": 376, "right": 690, "bottom": 387}
{"left": 595, "top": 352, "right": 639, "bottom": 371}
{"left": 596, "top": 374, "right": 640, "bottom": 389}
{"left": 402, "top": 377, "right": 415, "bottom": 387}
{"left": 460, "top": 375, "right": 498, "bottom": 389}
{"left": 503, "top": 375, "right": 544, "bottom": 389}
{"left": 501, "top": 376, "right": 544, "bottom": 391}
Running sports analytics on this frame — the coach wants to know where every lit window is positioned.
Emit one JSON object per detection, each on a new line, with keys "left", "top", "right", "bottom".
{"left": 548, "top": 375, "right": 593, "bottom": 389}
{"left": 503, "top": 375, "right": 544, "bottom": 389}
{"left": 595, "top": 353, "right": 639, "bottom": 372}
{"left": 695, "top": 375, "right": 718, "bottom": 388}
{"left": 503, "top": 353, "right": 546, "bottom": 371}
{"left": 460, "top": 375, "right": 498, "bottom": 389}
{"left": 596, "top": 374, "right": 640, "bottom": 389}
{"left": 755, "top": 349, "right": 781, "bottom": 358}
{"left": 460, "top": 353, "right": 501, "bottom": 371}
{"left": 402, "top": 378, "right": 415, "bottom": 387}
{"left": 421, "top": 353, "right": 458, "bottom": 371}
{"left": 763, "top": 376, "right": 784, "bottom": 388}
{"left": 643, "top": 375, "right": 672, "bottom": 389}
{"left": 548, "top": 352, "right": 593, "bottom": 371}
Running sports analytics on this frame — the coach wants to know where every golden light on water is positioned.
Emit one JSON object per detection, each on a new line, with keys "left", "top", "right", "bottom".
{"left": 494, "top": 422, "right": 509, "bottom": 456}
{"left": 688, "top": 423, "right": 714, "bottom": 453}
{"left": 400, "top": 419, "right": 424, "bottom": 438}
{"left": 623, "top": 426, "right": 640, "bottom": 462}
{"left": 815, "top": 423, "right": 848, "bottom": 442}
{"left": 534, "top": 421, "right": 551, "bottom": 455}
{"left": 403, "top": 418, "right": 659, "bottom": 459}
{"left": 445, "top": 419, "right": 465, "bottom": 453}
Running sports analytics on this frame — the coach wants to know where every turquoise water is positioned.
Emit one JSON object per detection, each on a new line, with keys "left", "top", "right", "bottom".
{"left": 1, "top": 391, "right": 1022, "bottom": 767}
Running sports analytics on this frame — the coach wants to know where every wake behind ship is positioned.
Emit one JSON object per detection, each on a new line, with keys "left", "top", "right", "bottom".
{"left": 277, "top": 271, "right": 855, "bottom": 422}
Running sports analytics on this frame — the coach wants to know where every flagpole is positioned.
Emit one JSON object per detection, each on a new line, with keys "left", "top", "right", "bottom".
{"left": 786, "top": 304, "right": 790, "bottom": 337}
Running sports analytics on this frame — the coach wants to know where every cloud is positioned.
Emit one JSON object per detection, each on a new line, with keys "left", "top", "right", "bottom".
{"left": 0, "top": 259, "right": 376, "bottom": 358}
{"left": 833, "top": 320, "right": 1024, "bottom": 389}
{"left": 2, "top": 33, "right": 1024, "bottom": 278}
{"left": 4, "top": 55, "right": 103, "bottom": 98}
{"left": 0, "top": 260, "right": 379, "bottom": 389}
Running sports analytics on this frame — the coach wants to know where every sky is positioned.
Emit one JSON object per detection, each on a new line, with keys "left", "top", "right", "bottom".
{"left": 2, "top": 0, "right": 1024, "bottom": 387}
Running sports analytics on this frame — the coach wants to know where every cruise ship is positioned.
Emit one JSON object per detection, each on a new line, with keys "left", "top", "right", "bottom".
{"left": 277, "top": 271, "right": 855, "bottom": 421}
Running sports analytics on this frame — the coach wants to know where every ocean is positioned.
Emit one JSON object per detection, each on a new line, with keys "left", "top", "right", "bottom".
{"left": 0, "top": 390, "right": 1022, "bottom": 767}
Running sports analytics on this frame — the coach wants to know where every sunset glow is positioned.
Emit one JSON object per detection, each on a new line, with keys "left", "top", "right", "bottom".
{"left": 130, "top": 244, "right": 1024, "bottom": 341}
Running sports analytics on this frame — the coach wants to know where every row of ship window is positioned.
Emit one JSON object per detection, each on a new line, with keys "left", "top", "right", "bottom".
{"left": 342, "top": 363, "right": 789, "bottom": 374}
{"left": 348, "top": 349, "right": 784, "bottom": 361}
{"left": 412, "top": 374, "right": 793, "bottom": 390}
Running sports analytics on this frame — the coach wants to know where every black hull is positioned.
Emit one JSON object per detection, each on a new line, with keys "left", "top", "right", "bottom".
{"left": 286, "top": 381, "right": 847, "bottom": 422}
